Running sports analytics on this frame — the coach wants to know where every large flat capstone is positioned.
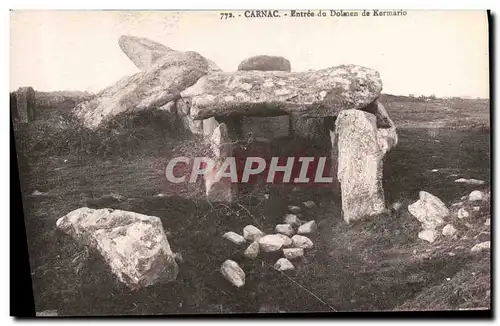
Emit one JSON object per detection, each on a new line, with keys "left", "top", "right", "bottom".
{"left": 181, "top": 64, "right": 382, "bottom": 120}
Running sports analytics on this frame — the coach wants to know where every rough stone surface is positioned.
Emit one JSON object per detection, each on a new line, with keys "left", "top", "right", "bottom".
{"left": 243, "top": 225, "right": 265, "bottom": 242}
{"left": 181, "top": 65, "right": 383, "bottom": 120}
{"left": 73, "top": 50, "right": 211, "bottom": 129}
{"left": 470, "top": 241, "right": 490, "bottom": 253}
{"left": 284, "top": 214, "right": 301, "bottom": 227}
{"left": 242, "top": 115, "right": 290, "bottom": 140}
{"left": 484, "top": 219, "right": 491, "bottom": 226}
{"left": 283, "top": 248, "right": 304, "bottom": 260}
{"left": 15, "top": 86, "right": 36, "bottom": 123}
{"left": 56, "top": 207, "right": 178, "bottom": 290}
{"left": 469, "top": 190, "right": 486, "bottom": 201}
{"left": 118, "top": 35, "right": 173, "bottom": 71}
{"left": 244, "top": 241, "right": 260, "bottom": 259}
{"left": 442, "top": 224, "right": 457, "bottom": 237}
{"left": 418, "top": 229, "right": 437, "bottom": 243}
{"left": 177, "top": 98, "right": 203, "bottom": 135}
{"left": 335, "top": 110, "right": 387, "bottom": 223}
{"left": 237, "top": 55, "right": 291, "bottom": 72}
{"left": 408, "top": 191, "right": 449, "bottom": 229}
{"left": 275, "top": 224, "right": 295, "bottom": 237}
{"left": 220, "top": 260, "right": 245, "bottom": 287}
{"left": 457, "top": 208, "right": 469, "bottom": 219}
{"left": 276, "top": 234, "right": 293, "bottom": 247}
{"left": 222, "top": 231, "right": 246, "bottom": 245}
{"left": 258, "top": 234, "right": 285, "bottom": 252}
{"left": 291, "top": 235, "right": 314, "bottom": 249}
{"left": 274, "top": 258, "right": 295, "bottom": 271}
{"left": 297, "top": 220, "right": 317, "bottom": 235}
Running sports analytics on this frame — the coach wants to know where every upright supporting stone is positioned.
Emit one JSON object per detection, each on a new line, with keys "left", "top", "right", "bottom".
{"left": 202, "top": 117, "right": 220, "bottom": 138}
{"left": 205, "top": 122, "right": 238, "bottom": 202}
{"left": 176, "top": 98, "right": 203, "bottom": 135}
{"left": 334, "top": 109, "right": 387, "bottom": 223}
{"left": 15, "top": 87, "right": 36, "bottom": 123}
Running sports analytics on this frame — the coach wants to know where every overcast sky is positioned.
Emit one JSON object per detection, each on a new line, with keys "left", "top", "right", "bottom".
{"left": 10, "top": 10, "right": 489, "bottom": 98}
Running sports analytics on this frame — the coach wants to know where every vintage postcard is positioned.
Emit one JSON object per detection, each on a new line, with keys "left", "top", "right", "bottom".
{"left": 10, "top": 10, "right": 490, "bottom": 316}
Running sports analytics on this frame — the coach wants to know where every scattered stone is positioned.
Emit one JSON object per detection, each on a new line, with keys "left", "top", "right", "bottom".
{"left": 448, "top": 252, "right": 456, "bottom": 257}
{"left": 470, "top": 241, "right": 490, "bottom": 253}
{"left": 222, "top": 231, "right": 246, "bottom": 245}
{"left": 275, "top": 224, "right": 295, "bottom": 237}
{"left": 457, "top": 208, "right": 469, "bottom": 219}
{"left": 469, "top": 190, "right": 486, "bottom": 201}
{"left": 276, "top": 234, "right": 293, "bottom": 247}
{"left": 451, "top": 202, "right": 464, "bottom": 207}
{"left": 454, "top": 178, "right": 485, "bottom": 185}
{"left": 297, "top": 220, "right": 317, "bottom": 235}
{"left": 288, "top": 205, "right": 301, "bottom": 214}
{"left": 242, "top": 225, "right": 265, "bottom": 242}
{"left": 238, "top": 55, "right": 291, "bottom": 72}
{"left": 109, "top": 193, "right": 125, "bottom": 201}
{"left": 431, "top": 169, "right": 438, "bottom": 172}
{"left": 408, "top": 191, "right": 449, "bottom": 229}
{"left": 258, "top": 234, "right": 285, "bottom": 252}
{"left": 155, "top": 193, "right": 165, "bottom": 197}
{"left": 220, "top": 260, "right": 245, "bottom": 287}
{"left": 391, "top": 202, "right": 402, "bottom": 212}
{"left": 244, "top": 242, "right": 260, "bottom": 259}
{"left": 284, "top": 214, "right": 301, "bottom": 227}
{"left": 283, "top": 248, "right": 304, "bottom": 260}
{"left": 418, "top": 229, "right": 437, "bottom": 243}
{"left": 484, "top": 219, "right": 490, "bottom": 226}
{"left": 36, "top": 310, "right": 58, "bottom": 317}
{"left": 473, "top": 206, "right": 481, "bottom": 212}
{"left": 303, "top": 201, "right": 317, "bottom": 209}
{"left": 182, "top": 65, "right": 383, "bottom": 120}
{"left": 56, "top": 207, "right": 179, "bottom": 290}
{"left": 274, "top": 258, "right": 295, "bottom": 271}
{"left": 442, "top": 224, "right": 457, "bottom": 237}
{"left": 291, "top": 235, "right": 314, "bottom": 249}
{"left": 335, "top": 108, "right": 392, "bottom": 223}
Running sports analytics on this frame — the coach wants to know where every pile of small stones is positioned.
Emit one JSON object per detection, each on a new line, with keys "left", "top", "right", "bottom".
{"left": 220, "top": 201, "right": 318, "bottom": 287}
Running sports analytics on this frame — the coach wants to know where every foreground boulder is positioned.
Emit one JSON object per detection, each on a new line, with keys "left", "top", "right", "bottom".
{"left": 56, "top": 207, "right": 179, "bottom": 290}
{"left": 73, "top": 50, "right": 211, "bottom": 129}
{"left": 408, "top": 191, "right": 449, "bottom": 229}
{"left": 181, "top": 64, "right": 382, "bottom": 120}
{"left": 237, "top": 55, "right": 291, "bottom": 72}
{"left": 335, "top": 109, "right": 387, "bottom": 223}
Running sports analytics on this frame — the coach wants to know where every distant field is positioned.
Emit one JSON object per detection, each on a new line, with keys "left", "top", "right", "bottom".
{"left": 14, "top": 93, "right": 491, "bottom": 314}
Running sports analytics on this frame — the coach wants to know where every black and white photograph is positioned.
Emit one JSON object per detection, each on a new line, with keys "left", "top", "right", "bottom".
{"left": 10, "top": 9, "right": 491, "bottom": 317}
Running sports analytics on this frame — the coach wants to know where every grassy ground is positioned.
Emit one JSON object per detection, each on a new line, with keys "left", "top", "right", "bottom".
{"left": 15, "top": 95, "right": 491, "bottom": 315}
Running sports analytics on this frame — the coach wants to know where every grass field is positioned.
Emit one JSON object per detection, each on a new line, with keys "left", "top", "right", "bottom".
{"left": 14, "top": 94, "right": 491, "bottom": 315}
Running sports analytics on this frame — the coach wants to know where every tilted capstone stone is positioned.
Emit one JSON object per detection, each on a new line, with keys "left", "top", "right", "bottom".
{"left": 73, "top": 50, "right": 212, "bottom": 129}
{"left": 118, "top": 35, "right": 175, "bottom": 71}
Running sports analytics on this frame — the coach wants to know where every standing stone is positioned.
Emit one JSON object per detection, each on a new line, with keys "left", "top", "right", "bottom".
{"left": 205, "top": 123, "right": 237, "bottom": 202}
{"left": 56, "top": 207, "right": 179, "bottom": 290}
{"left": 203, "top": 117, "right": 220, "bottom": 138}
{"left": 176, "top": 98, "right": 203, "bottom": 135}
{"left": 335, "top": 109, "right": 386, "bottom": 223}
{"left": 237, "top": 55, "right": 291, "bottom": 72}
{"left": 242, "top": 225, "right": 265, "bottom": 242}
{"left": 15, "top": 87, "right": 36, "bottom": 123}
